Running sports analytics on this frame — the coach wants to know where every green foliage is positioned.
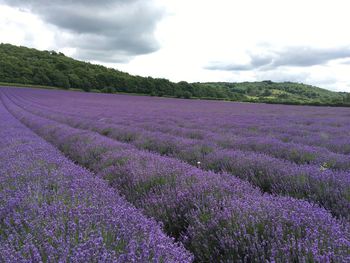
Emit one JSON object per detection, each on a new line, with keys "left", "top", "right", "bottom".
{"left": 101, "top": 86, "right": 116, "bottom": 94}
{"left": 0, "top": 43, "right": 349, "bottom": 106}
{"left": 182, "top": 91, "right": 192, "bottom": 99}
{"left": 344, "top": 93, "right": 350, "bottom": 103}
{"left": 200, "top": 81, "right": 350, "bottom": 106}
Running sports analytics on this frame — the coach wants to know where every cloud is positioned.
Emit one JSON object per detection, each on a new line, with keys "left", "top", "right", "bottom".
{"left": 271, "top": 46, "right": 350, "bottom": 67}
{"left": 206, "top": 55, "right": 272, "bottom": 71}
{"left": 1, "top": 0, "right": 163, "bottom": 62}
{"left": 205, "top": 46, "right": 350, "bottom": 71}
{"left": 341, "top": 59, "right": 350, "bottom": 65}
{"left": 254, "top": 68, "right": 342, "bottom": 91}
{"left": 255, "top": 70, "right": 310, "bottom": 83}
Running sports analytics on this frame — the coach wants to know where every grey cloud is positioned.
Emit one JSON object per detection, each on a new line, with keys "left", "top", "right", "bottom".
{"left": 342, "top": 59, "right": 350, "bottom": 65}
{"left": 70, "top": 33, "right": 158, "bottom": 63}
{"left": 206, "top": 55, "right": 272, "bottom": 71}
{"left": 255, "top": 71, "right": 311, "bottom": 83}
{"left": 2, "top": 0, "right": 163, "bottom": 62}
{"left": 255, "top": 70, "right": 339, "bottom": 90}
{"left": 205, "top": 62, "right": 252, "bottom": 71}
{"left": 206, "top": 46, "right": 350, "bottom": 71}
{"left": 272, "top": 46, "right": 350, "bottom": 67}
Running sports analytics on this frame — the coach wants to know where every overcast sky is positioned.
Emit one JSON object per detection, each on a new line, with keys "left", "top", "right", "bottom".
{"left": 1, "top": 0, "right": 350, "bottom": 92}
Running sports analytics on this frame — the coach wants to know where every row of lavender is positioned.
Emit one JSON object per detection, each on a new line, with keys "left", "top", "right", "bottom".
{"left": 15, "top": 87, "right": 350, "bottom": 155}
{"left": 2, "top": 88, "right": 349, "bottom": 262}
{"left": 6, "top": 89, "right": 350, "bottom": 220}
{"left": 0, "top": 99, "right": 192, "bottom": 262}
{"left": 11, "top": 90, "right": 350, "bottom": 170}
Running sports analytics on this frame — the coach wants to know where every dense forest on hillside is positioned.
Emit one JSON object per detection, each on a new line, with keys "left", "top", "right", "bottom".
{"left": 1, "top": 43, "right": 350, "bottom": 106}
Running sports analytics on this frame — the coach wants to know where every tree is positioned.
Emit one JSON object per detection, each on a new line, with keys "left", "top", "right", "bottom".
{"left": 262, "top": 89, "right": 272, "bottom": 97}
{"left": 50, "top": 70, "right": 70, "bottom": 89}
{"left": 345, "top": 93, "right": 350, "bottom": 103}
{"left": 55, "top": 61, "right": 69, "bottom": 71}
{"left": 182, "top": 91, "right": 192, "bottom": 99}
{"left": 68, "top": 73, "right": 83, "bottom": 89}
{"left": 33, "top": 71, "right": 51, "bottom": 86}
{"left": 101, "top": 86, "right": 116, "bottom": 93}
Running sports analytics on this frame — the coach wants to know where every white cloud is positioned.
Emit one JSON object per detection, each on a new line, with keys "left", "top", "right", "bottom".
{"left": 0, "top": 5, "right": 55, "bottom": 50}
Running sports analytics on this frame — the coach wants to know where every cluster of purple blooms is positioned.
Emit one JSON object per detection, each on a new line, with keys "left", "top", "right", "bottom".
{"left": 6, "top": 88, "right": 350, "bottom": 220}
{"left": 0, "top": 94, "right": 192, "bottom": 262}
{"left": 1, "top": 87, "right": 349, "bottom": 262}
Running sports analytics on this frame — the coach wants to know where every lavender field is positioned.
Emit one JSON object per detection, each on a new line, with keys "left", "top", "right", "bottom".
{"left": 0, "top": 86, "right": 349, "bottom": 262}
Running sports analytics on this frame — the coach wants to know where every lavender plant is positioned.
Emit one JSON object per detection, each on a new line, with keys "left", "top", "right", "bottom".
{"left": 1, "top": 88, "right": 349, "bottom": 262}
{"left": 0, "top": 100, "right": 192, "bottom": 262}
{"left": 6, "top": 90, "right": 350, "bottom": 220}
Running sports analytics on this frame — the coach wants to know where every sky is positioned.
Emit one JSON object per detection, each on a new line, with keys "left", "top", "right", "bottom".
{"left": 1, "top": 0, "right": 350, "bottom": 92}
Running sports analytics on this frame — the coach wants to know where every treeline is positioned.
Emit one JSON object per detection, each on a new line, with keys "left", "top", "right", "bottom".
{"left": 0, "top": 43, "right": 231, "bottom": 99}
{"left": 1, "top": 43, "right": 350, "bottom": 106}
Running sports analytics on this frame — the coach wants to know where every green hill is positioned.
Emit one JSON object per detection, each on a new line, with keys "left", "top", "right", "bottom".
{"left": 199, "top": 81, "right": 350, "bottom": 105}
{"left": 1, "top": 43, "right": 349, "bottom": 106}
